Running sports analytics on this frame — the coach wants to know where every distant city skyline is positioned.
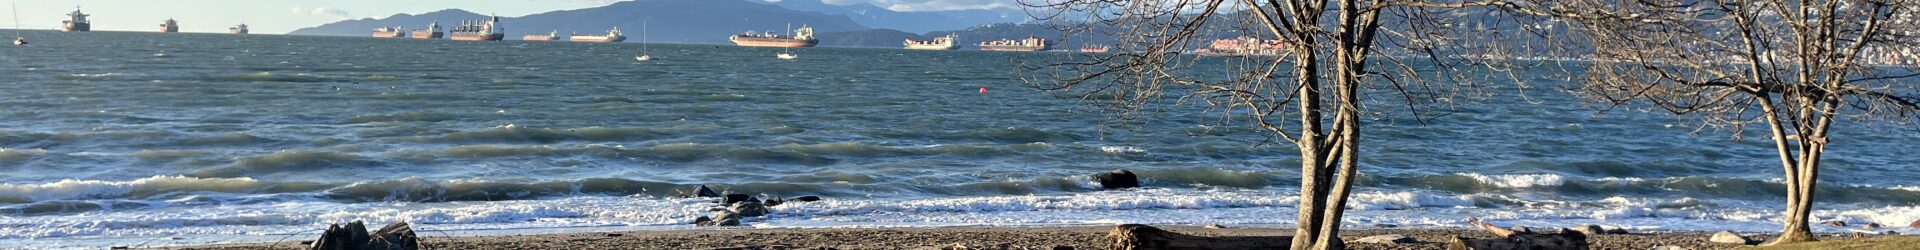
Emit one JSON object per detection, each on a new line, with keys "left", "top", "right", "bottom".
{"left": 4, "top": 0, "right": 1019, "bottom": 34}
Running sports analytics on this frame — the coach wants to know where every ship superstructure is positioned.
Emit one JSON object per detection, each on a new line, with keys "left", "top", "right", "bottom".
{"left": 372, "top": 26, "right": 405, "bottom": 38}
{"left": 410, "top": 21, "right": 443, "bottom": 39}
{"left": 229, "top": 24, "right": 248, "bottom": 34}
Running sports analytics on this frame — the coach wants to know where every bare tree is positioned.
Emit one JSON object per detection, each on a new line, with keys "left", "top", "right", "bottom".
{"left": 1549, "top": 0, "right": 1920, "bottom": 244}
{"left": 1015, "top": 0, "right": 1548, "bottom": 249}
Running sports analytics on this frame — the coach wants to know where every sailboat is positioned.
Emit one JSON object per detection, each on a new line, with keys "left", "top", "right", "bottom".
{"left": 774, "top": 23, "right": 797, "bottom": 60}
{"left": 634, "top": 21, "right": 652, "bottom": 61}
{"left": 11, "top": 3, "right": 24, "bottom": 46}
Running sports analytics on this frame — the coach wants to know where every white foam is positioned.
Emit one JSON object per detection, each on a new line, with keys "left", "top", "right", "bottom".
{"left": 1459, "top": 173, "right": 1565, "bottom": 188}
{"left": 0, "top": 176, "right": 263, "bottom": 202}
{"left": 1099, "top": 146, "right": 1146, "bottom": 154}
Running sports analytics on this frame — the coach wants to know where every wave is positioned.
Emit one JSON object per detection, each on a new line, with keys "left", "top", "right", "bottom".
{"left": 416, "top": 124, "right": 677, "bottom": 143}
{"left": 0, "top": 176, "right": 286, "bottom": 204}
{"left": 202, "top": 72, "right": 343, "bottom": 83}
{"left": 190, "top": 151, "right": 377, "bottom": 178}
{"left": 346, "top": 111, "right": 457, "bottom": 124}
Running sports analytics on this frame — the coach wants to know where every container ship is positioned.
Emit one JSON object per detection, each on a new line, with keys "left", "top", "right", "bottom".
{"left": 372, "top": 26, "right": 405, "bottom": 38}
{"left": 904, "top": 34, "right": 957, "bottom": 50}
{"left": 979, "top": 36, "right": 1049, "bottom": 52}
{"left": 1194, "top": 37, "right": 1287, "bottom": 57}
{"left": 522, "top": 30, "right": 560, "bottom": 41}
{"left": 449, "top": 15, "right": 505, "bottom": 41}
{"left": 1079, "top": 45, "right": 1110, "bottom": 53}
{"left": 62, "top": 8, "right": 90, "bottom": 32}
{"left": 410, "top": 22, "right": 443, "bottom": 39}
{"left": 729, "top": 24, "right": 816, "bottom": 48}
{"left": 158, "top": 18, "right": 179, "bottom": 33}
{"left": 570, "top": 27, "right": 626, "bottom": 43}
{"left": 229, "top": 24, "right": 248, "bottom": 34}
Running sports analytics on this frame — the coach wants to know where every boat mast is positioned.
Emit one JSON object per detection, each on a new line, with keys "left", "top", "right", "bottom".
{"left": 642, "top": 21, "right": 648, "bottom": 54}
{"left": 11, "top": 2, "right": 20, "bottom": 38}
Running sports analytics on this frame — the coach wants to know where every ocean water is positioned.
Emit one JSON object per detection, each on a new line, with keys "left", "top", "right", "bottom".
{"left": 1, "top": 30, "right": 1917, "bottom": 248}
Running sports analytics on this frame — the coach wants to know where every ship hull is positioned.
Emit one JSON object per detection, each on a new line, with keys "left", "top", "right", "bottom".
{"left": 63, "top": 23, "right": 90, "bottom": 32}
{"left": 372, "top": 32, "right": 404, "bottom": 38}
{"left": 730, "top": 36, "right": 817, "bottom": 48}
{"left": 905, "top": 44, "right": 955, "bottom": 50}
{"left": 451, "top": 33, "right": 506, "bottom": 41}
{"left": 570, "top": 36, "right": 626, "bottom": 43}
{"left": 522, "top": 35, "right": 559, "bottom": 41}
{"left": 980, "top": 45, "right": 1047, "bottom": 52}
{"left": 161, "top": 27, "right": 179, "bottom": 33}
{"left": 411, "top": 32, "right": 443, "bottom": 39}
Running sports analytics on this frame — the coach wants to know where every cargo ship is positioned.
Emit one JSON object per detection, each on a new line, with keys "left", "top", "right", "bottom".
{"left": 729, "top": 24, "right": 816, "bottom": 48}
{"left": 904, "top": 34, "right": 957, "bottom": 50}
{"left": 372, "top": 26, "right": 405, "bottom": 38}
{"left": 522, "top": 30, "right": 559, "bottom": 41}
{"left": 62, "top": 7, "right": 89, "bottom": 32}
{"left": 570, "top": 27, "right": 626, "bottom": 43}
{"left": 158, "top": 18, "right": 179, "bottom": 33}
{"left": 449, "top": 15, "right": 505, "bottom": 41}
{"left": 979, "top": 36, "right": 1048, "bottom": 52}
{"left": 229, "top": 24, "right": 248, "bottom": 34}
{"left": 1194, "top": 37, "right": 1287, "bottom": 57}
{"left": 410, "top": 22, "right": 443, "bottom": 39}
{"left": 1079, "top": 45, "right": 1110, "bottom": 53}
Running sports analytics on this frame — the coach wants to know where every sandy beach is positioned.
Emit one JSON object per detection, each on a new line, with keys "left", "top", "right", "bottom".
{"left": 159, "top": 225, "right": 1887, "bottom": 250}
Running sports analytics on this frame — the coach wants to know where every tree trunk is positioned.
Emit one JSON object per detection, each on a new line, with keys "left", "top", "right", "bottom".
{"left": 1766, "top": 146, "right": 1825, "bottom": 245}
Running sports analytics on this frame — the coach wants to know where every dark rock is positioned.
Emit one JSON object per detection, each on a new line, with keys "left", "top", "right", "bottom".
{"left": 1573, "top": 225, "right": 1604, "bottom": 235}
{"left": 1508, "top": 226, "right": 1533, "bottom": 234}
{"left": 1372, "top": 223, "right": 1399, "bottom": 228}
{"left": 693, "top": 216, "right": 714, "bottom": 226}
{"left": 710, "top": 210, "right": 742, "bottom": 226}
{"left": 366, "top": 222, "right": 419, "bottom": 250}
{"left": 1605, "top": 228, "right": 1630, "bottom": 235}
{"left": 1708, "top": 231, "right": 1750, "bottom": 244}
{"left": 1052, "top": 246, "right": 1073, "bottom": 250}
{"left": 1092, "top": 169, "right": 1140, "bottom": 189}
{"left": 1821, "top": 220, "right": 1848, "bottom": 227}
{"left": 792, "top": 196, "right": 822, "bottom": 202}
{"left": 764, "top": 195, "right": 784, "bottom": 207}
{"left": 693, "top": 185, "right": 720, "bottom": 198}
{"left": 1885, "top": 231, "right": 1901, "bottom": 235}
{"left": 731, "top": 201, "right": 769, "bottom": 217}
{"left": 1649, "top": 246, "right": 1688, "bottom": 250}
{"left": 724, "top": 193, "right": 758, "bottom": 204}
{"left": 1354, "top": 234, "right": 1417, "bottom": 244}
{"left": 606, "top": 233, "right": 623, "bottom": 237}
{"left": 1864, "top": 222, "right": 1884, "bottom": 229}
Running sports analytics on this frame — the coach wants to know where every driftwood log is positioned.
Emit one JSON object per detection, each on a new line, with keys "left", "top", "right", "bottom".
{"left": 1446, "top": 219, "right": 1589, "bottom": 250}
{"left": 1105, "top": 224, "right": 1293, "bottom": 250}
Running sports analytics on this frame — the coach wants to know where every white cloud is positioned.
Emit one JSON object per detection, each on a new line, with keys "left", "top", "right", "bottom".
{"left": 291, "top": 6, "right": 353, "bottom": 19}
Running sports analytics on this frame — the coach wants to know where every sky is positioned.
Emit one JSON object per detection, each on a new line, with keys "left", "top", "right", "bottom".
{"left": 5, "top": 0, "right": 1018, "bottom": 34}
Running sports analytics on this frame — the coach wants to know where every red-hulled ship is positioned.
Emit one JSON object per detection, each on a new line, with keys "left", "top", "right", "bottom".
{"left": 372, "top": 26, "right": 405, "bottom": 38}
{"left": 449, "top": 15, "right": 505, "bottom": 41}
{"left": 729, "top": 24, "right": 816, "bottom": 48}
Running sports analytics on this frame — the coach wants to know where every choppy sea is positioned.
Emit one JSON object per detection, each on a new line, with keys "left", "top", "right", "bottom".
{"left": 1, "top": 30, "right": 1916, "bottom": 248}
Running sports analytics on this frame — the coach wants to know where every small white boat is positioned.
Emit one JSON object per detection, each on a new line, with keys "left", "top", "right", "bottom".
{"left": 777, "top": 53, "right": 797, "bottom": 60}
{"left": 10, "top": 3, "right": 22, "bottom": 46}
{"left": 634, "top": 22, "right": 653, "bottom": 61}
{"left": 11, "top": 37, "right": 23, "bottom": 46}
{"left": 635, "top": 54, "right": 651, "bottom": 61}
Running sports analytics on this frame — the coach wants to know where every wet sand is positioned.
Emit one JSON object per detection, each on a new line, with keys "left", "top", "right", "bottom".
{"left": 161, "top": 225, "right": 1849, "bottom": 250}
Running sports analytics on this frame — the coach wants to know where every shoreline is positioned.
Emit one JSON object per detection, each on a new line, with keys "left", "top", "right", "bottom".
{"left": 157, "top": 224, "right": 1866, "bottom": 250}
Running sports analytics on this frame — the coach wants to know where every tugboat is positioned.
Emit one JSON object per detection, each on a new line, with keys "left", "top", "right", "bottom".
{"left": 569, "top": 27, "right": 626, "bottom": 43}
{"left": 729, "top": 23, "right": 816, "bottom": 48}
{"left": 61, "top": 7, "right": 89, "bottom": 32}
{"left": 229, "top": 24, "right": 248, "bottom": 34}
{"left": 449, "top": 15, "right": 505, "bottom": 41}
{"left": 158, "top": 18, "right": 179, "bottom": 33}
{"left": 904, "top": 34, "right": 958, "bottom": 50}
{"left": 410, "top": 21, "right": 443, "bottom": 39}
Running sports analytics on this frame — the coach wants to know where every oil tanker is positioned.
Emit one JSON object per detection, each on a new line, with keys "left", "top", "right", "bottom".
{"left": 729, "top": 24, "right": 816, "bottom": 48}
{"left": 158, "top": 19, "right": 179, "bottom": 33}
{"left": 979, "top": 36, "right": 1049, "bottom": 52}
{"left": 449, "top": 15, "right": 505, "bottom": 41}
{"left": 372, "top": 26, "right": 405, "bottom": 38}
{"left": 229, "top": 24, "right": 248, "bottom": 34}
{"left": 62, "top": 8, "right": 90, "bottom": 32}
{"left": 904, "top": 34, "right": 957, "bottom": 50}
{"left": 411, "top": 22, "right": 443, "bottom": 39}
{"left": 570, "top": 27, "right": 626, "bottom": 43}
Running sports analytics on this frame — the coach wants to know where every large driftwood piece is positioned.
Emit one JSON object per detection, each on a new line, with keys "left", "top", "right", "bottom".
{"left": 1105, "top": 224, "right": 1293, "bottom": 250}
{"left": 1446, "top": 220, "right": 1588, "bottom": 250}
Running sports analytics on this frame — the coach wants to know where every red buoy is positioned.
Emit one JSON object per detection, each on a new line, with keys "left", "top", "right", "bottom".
{"left": 980, "top": 87, "right": 987, "bottom": 94}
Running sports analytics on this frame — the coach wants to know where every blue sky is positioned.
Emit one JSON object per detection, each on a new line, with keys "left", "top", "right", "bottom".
{"left": 6, "top": 0, "right": 1017, "bottom": 34}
